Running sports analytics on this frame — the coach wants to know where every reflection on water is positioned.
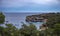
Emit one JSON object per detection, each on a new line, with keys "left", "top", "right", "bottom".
{"left": 4, "top": 13, "right": 43, "bottom": 29}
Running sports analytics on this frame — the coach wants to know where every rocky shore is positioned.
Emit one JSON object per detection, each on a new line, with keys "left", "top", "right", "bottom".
{"left": 25, "top": 13, "right": 49, "bottom": 22}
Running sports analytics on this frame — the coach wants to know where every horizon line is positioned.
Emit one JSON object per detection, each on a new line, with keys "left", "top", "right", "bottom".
{"left": 0, "top": 11, "right": 60, "bottom": 13}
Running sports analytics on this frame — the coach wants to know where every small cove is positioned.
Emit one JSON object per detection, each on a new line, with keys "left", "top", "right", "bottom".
{"left": 4, "top": 13, "right": 44, "bottom": 29}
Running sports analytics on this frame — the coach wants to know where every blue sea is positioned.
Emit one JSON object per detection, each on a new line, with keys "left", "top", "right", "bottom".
{"left": 4, "top": 13, "right": 43, "bottom": 29}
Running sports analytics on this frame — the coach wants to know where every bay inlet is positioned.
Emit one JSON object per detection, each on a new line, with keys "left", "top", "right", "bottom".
{"left": 4, "top": 13, "right": 43, "bottom": 29}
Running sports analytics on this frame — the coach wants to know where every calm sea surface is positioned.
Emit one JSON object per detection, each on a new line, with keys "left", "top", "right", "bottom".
{"left": 4, "top": 13, "right": 43, "bottom": 29}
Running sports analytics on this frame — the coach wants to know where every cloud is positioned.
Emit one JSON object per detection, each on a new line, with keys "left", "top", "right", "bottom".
{"left": 1, "top": 0, "right": 28, "bottom": 7}
{"left": 1, "top": 0, "right": 34, "bottom": 7}
{"left": 1, "top": 0, "right": 60, "bottom": 7}
{"left": 33, "top": 0, "right": 59, "bottom": 5}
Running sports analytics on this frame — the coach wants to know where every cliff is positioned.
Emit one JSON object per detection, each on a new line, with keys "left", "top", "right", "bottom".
{"left": 25, "top": 12, "right": 60, "bottom": 22}
{"left": 25, "top": 14, "right": 46, "bottom": 22}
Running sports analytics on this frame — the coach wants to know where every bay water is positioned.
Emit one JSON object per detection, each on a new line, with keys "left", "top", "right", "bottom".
{"left": 4, "top": 13, "right": 43, "bottom": 29}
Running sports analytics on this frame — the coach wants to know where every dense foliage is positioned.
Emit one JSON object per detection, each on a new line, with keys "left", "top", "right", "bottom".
{"left": 44, "top": 13, "right": 60, "bottom": 28}
{"left": 0, "top": 12, "right": 5, "bottom": 24}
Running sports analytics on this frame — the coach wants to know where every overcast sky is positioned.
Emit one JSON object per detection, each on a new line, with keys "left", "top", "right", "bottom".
{"left": 0, "top": 0, "right": 60, "bottom": 13}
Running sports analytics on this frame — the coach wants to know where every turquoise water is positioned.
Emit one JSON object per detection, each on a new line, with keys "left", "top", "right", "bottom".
{"left": 4, "top": 13, "right": 43, "bottom": 29}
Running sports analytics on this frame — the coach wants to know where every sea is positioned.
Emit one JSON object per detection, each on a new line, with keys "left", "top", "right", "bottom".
{"left": 3, "top": 13, "right": 44, "bottom": 29}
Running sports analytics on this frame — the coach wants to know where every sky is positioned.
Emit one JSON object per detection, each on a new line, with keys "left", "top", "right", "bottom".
{"left": 0, "top": 0, "right": 60, "bottom": 13}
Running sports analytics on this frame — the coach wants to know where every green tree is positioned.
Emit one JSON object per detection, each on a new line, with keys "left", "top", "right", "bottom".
{"left": 20, "top": 23, "right": 30, "bottom": 36}
{"left": 0, "top": 12, "right": 5, "bottom": 24}
{"left": 0, "top": 12, "right": 5, "bottom": 36}
{"left": 20, "top": 23, "right": 38, "bottom": 36}
{"left": 0, "top": 26, "right": 5, "bottom": 36}
{"left": 54, "top": 23, "right": 60, "bottom": 36}
{"left": 29, "top": 23, "right": 37, "bottom": 36}
{"left": 4, "top": 24, "right": 19, "bottom": 36}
